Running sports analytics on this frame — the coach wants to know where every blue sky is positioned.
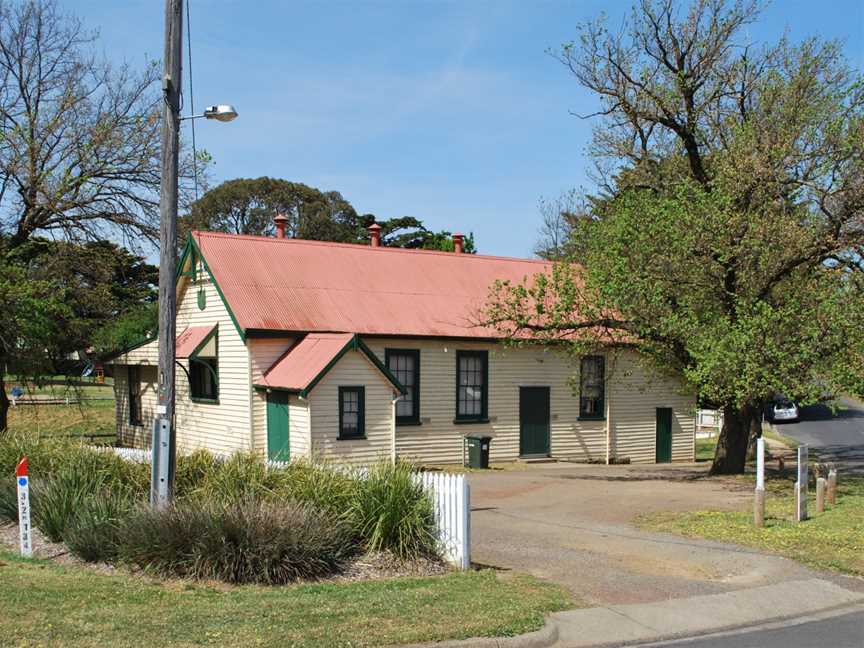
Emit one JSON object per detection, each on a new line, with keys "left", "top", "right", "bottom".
{"left": 74, "top": 0, "right": 863, "bottom": 258}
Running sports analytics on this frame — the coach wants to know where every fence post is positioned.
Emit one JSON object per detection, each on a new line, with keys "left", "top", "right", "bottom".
{"left": 754, "top": 437, "right": 765, "bottom": 528}
{"left": 795, "top": 445, "right": 808, "bottom": 522}
{"left": 827, "top": 469, "right": 837, "bottom": 505}
{"left": 816, "top": 477, "right": 826, "bottom": 514}
{"left": 461, "top": 475, "right": 471, "bottom": 570}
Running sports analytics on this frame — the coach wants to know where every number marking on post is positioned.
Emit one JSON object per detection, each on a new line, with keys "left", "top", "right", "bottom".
{"left": 16, "top": 457, "right": 32, "bottom": 557}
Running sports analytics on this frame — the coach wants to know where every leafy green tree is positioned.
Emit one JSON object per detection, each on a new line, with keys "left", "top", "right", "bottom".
{"left": 5, "top": 238, "right": 158, "bottom": 362}
{"left": 486, "top": 0, "right": 863, "bottom": 474}
{"left": 185, "top": 177, "right": 478, "bottom": 252}
{"left": 0, "top": 261, "right": 69, "bottom": 434}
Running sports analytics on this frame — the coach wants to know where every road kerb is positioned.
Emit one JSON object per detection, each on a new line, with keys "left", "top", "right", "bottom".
{"left": 548, "top": 578, "right": 864, "bottom": 647}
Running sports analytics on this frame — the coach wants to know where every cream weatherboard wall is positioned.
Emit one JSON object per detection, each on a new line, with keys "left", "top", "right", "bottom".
{"left": 248, "top": 337, "right": 296, "bottom": 458}
{"left": 287, "top": 396, "right": 311, "bottom": 460}
{"left": 608, "top": 352, "right": 696, "bottom": 463}
{"left": 308, "top": 349, "right": 396, "bottom": 465}
{"left": 111, "top": 274, "right": 252, "bottom": 456}
{"left": 114, "top": 364, "right": 158, "bottom": 448}
{"left": 173, "top": 276, "right": 251, "bottom": 455}
{"left": 363, "top": 339, "right": 694, "bottom": 465}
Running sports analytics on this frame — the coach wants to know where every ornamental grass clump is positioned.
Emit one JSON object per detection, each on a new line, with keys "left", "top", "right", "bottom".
{"left": 348, "top": 460, "right": 438, "bottom": 560}
{"left": 191, "top": 452, "right": 282, "bottom": 503}
{"left": 278, "top": 458, "right": 357, "bottom": 515}
{"left": 117, "top": 498, "right": 356, "bottom": 584}
{"left": 64, "top": 490, "right": 135, "bottom": 562}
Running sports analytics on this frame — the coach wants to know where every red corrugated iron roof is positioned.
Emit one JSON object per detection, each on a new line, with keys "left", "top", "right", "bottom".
{"left": 192, "top": 231, "right": 554, "bottom": 338}
{"left": 176, "top": 325, "right": 215, "bottom": 358}
{"left": 255, "top": 332, "right": 404, "bottom": 395}
{"left": 257, "top": 333, "right": 353, "bottom": 392}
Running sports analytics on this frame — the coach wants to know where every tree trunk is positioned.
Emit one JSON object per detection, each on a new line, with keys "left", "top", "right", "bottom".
{"left": 710, "top": 403, "right": 760, "bottom": 475}
{"left": 0, "top": 373, "right": 9, "bottom": 435}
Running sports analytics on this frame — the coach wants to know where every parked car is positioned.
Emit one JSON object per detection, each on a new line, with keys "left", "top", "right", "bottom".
{"left": 766, "top": 397, "right": 800, "bottom": 423}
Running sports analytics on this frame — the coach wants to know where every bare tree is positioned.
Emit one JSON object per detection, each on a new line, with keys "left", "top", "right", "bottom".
{"left": 534, "top": 190, "right": 590, "bottom": 259}
{"left": 0, "top": 0, "right": 201, "bottom": 251}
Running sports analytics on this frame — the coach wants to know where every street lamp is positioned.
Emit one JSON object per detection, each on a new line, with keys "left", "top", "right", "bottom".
{"left": 180, "top": 104, "right": 239, "bottom": 122}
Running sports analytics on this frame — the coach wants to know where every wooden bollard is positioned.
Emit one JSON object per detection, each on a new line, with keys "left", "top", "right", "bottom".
{"left": 827, "top": 470, "right": 837, "bottom": 505}
{"left": 754, "top": 488, "right": 765, "bottom": 528}
{"left": 816, "top": 477, "right": 826, "bottom": 513}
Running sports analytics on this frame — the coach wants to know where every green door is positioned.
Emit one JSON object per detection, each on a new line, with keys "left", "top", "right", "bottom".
{"left": 519, "top": 387, "right": 550, "bottom": 457}
{"left": 266, "top": 391, "right": 290, "bottom": 461}
{"left": 655, "top": 407, "right": 673, "bottom": 463}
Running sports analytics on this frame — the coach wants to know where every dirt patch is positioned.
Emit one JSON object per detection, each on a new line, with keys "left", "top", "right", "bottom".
{"left": 328, "top": 551, "right": 450, "bottom": 582}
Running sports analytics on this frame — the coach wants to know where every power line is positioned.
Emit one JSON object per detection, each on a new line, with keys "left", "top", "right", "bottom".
{"left": 186, "top": 0, "right": 199, "bottom": 201}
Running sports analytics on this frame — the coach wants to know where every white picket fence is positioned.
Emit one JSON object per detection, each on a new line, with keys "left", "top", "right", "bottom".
{"left": 416, "top": 471, "right": 471, "bottom": 570}
{"left": 105, "top": 447, "right": 471, "bottom": 569}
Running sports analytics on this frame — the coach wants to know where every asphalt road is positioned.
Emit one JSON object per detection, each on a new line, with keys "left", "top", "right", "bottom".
{"left": 774, "top": 396, "right": 864, "bottom": 474}
{"left": 638, "top": 608, "right": 864, "bottom": 648}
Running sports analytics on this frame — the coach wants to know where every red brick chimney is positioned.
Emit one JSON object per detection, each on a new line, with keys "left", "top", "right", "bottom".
{"left": 452, "top": 232, "right": 464, "bottom": 254}
{"left": 368, "top": 223, "right": 382, "bottom": 247}
{"left": 274, "top": 214, "right": 288, "bottom": 239}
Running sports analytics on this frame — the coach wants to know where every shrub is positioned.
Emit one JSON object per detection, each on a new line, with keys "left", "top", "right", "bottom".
{"left": 348, "top": 461, "right": 438, "bottom": 559}
{"left": 174, "top": 449, "right": 220, "bottom": 497}
{"left": 118, "top": 498, "right": 356, "bottom": 584}
{"left": 277, "top": 459, "right": 357, "bottom": 514}
{"left": 192, "top": 452, "right": 283, "bottom": 503}
{"left": 64, "top": 490, "right": 135, "bottom": 562}
{"left": 32, "top": 465, "right": 109, "bottom": 542}
{"left": 29, "top": 449, "right": 147, "bottom": 542}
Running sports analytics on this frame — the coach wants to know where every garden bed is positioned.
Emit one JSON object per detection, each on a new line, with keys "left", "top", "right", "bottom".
{"left": 0, "top": 434, "right": 445, "bottom": 584}
{"left": 0, "top": 522, "right": 447, "bottom": 582}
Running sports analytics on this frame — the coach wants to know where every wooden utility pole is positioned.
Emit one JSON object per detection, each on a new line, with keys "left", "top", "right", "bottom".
{"left": 151, "top": 0, "right": 183, "bottom": 507}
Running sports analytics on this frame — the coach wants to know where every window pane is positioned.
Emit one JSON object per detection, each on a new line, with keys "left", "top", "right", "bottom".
{"left": 457, "top": 352, "right": 486, "bottom": 418}
{"left": 388, "top": 351, "right": 418, "bottom": 420}
{"left": 580, "top": 356, "right": 604, "bottom": 416}
{"left": 340, "top": 387, "right": 364, "bottom": 437}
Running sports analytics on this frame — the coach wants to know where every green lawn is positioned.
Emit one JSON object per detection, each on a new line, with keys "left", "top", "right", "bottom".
{"left": 639, "top": 475, "right": 864, "bottom": 576}
{"left": 6, "top": 400, "right": 116, "bottom": 442}
{"left": 0, "top": 548, "right": 571, "bottom": 648}
{"left": 695, "top": 437, "right": 716, "bottom": 462}
{"left": 5, "top": 375, "right": 114, "bottom": 400}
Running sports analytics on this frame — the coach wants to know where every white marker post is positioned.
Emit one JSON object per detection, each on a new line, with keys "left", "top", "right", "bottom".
{"left": 16, "top": 457, "right": 32, "bottom": 557}
{"left": 795, "top": 445, "right": 808, "bottom": 522}
{"left": 754, "top": 437, "right": 765, "bottom": 527}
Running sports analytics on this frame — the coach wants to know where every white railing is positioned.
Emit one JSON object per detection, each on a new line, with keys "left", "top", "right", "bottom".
{"left": 416, "top": 471, "right": 471, "bottom": 570}
{"left": 104, "top": 446, "right": 152, "bottom": 463}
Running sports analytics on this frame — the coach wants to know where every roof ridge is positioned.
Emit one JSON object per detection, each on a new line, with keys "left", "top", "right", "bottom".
{"left": 192, "top": 230, "right": 551, "bottom": 265}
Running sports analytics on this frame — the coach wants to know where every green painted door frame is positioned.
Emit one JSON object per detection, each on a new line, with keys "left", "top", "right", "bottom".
{"left": 655, "top": 407, "right": 673, "bottom": 463}
{"left": 266, "top": 391, "right": 290, "bottom": 461}
{"left": 519, "top": 386, "right": 551, "bottom": 457}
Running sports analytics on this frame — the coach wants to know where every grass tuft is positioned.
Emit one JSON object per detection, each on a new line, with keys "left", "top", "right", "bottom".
{"left": 117, "top": 498, "right": 357, "bottom": 584}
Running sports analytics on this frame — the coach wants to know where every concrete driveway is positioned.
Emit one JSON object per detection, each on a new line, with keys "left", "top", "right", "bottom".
{"left": 468, "top": 462, "right": 848, "bottom": 606}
